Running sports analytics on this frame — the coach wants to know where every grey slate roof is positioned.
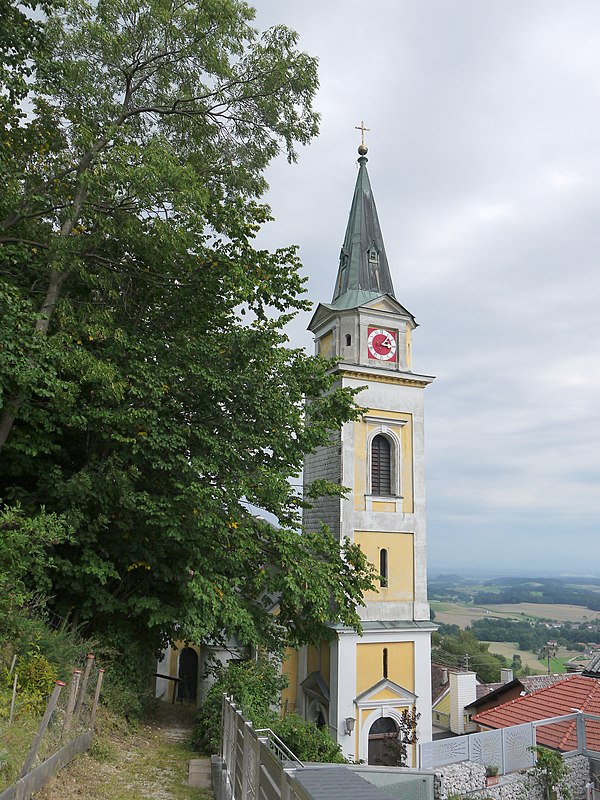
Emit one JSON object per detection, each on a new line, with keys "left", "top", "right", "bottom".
{"left": 330, "top": 620, "right": 437, "bottom": 632}
{"left": 294, "top": 766, "right": 394, "bottom": 800}
{"left": 583, "top": 651, "right": 600, "bottom": 677}
{"left": 521, "top": 673, "right": 572, "bottom": 691}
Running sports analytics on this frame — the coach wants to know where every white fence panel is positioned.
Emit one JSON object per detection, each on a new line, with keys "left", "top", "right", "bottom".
{"left": 420, "top": 736, "right": 469, "bottom": 769}
{"left": 502, "top": 723, "right": 535, "bottom": 773}
{"left": 468, "top": 729, "right": 503, "bottom": 768}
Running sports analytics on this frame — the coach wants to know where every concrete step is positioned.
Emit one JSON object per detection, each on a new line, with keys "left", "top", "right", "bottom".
{"left": 189, "top": 758, "right": 212, "bottom": 789}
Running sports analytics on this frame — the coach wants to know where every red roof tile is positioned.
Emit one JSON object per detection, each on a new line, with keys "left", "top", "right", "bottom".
{"left": 472, "top": 675, "right": 600, "bottom": 752}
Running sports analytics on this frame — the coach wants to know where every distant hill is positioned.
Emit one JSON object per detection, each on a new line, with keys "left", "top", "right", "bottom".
{"left": 429, "top": 575, "right": 600, "bottom": 611}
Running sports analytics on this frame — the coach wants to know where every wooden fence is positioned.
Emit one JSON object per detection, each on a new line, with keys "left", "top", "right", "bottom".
{"left": 0, "top": 654, "right": 104, "bottom": 800}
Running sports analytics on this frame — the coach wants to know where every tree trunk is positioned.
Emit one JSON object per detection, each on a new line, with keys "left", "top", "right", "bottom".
{"left": 0, "top": 267, "right": 70, "bottom": 454}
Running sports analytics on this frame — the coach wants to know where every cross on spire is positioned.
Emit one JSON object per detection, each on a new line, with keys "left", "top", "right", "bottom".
{"left": 355, "top": 119, "right": 370, "bottom": 148}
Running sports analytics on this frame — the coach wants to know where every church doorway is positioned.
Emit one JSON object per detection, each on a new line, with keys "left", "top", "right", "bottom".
{"left": 177, "top": 647, "right": 198, "bottom": 701}
{"left": 367, "top": 716, "right": 400, "bottom": 765}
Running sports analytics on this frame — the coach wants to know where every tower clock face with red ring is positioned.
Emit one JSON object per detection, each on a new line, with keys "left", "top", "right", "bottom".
{"left": 367, "top": 327, "right": 397, "bottom": 362}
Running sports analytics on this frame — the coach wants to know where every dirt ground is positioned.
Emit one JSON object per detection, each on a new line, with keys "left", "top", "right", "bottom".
{"left": 36, "top": 704, "right": 212, "bottom": 800}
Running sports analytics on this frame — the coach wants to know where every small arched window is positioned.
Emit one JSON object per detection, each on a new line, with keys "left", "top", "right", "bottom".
{"left": 371, "top": 434, "right": 392, "bottom": 496}
{"left": 383, "top": 647, "right": 388, "bottom": 679}
{"left": 379, "top": 548, "right": 388, "bottom": 588}
{"left": 345, "top": 333, "right": 352, "bottom": 346}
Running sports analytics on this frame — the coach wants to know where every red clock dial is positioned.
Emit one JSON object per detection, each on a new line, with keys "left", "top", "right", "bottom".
{"left": 367, "top": 328, "right": 397, "bottom": 362}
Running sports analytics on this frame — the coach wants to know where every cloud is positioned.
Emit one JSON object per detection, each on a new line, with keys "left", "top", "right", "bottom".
{"left": 252, "top": 0, "right": 600, "bottom": 573}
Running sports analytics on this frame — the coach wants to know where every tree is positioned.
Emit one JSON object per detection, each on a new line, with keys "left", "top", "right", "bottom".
{"left": 432, "top": 630, "right": 508, "bottom": 682}
{"left": 0, "top": 0, "right": 375, "bottom": 668}
{"left": 382, "top": 708, "right": 420, "bottom": 767}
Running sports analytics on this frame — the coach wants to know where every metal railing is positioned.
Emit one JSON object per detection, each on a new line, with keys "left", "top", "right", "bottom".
{"left": 254, "top": 729, "right": 304, "bottom": 766}
{"left": 220, "top": 695, "right": 306, "bottom": 800}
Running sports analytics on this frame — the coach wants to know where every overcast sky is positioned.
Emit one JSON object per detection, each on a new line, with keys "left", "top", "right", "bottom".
{"left": 249, "top": 1, "right": 600, "bottom": 575}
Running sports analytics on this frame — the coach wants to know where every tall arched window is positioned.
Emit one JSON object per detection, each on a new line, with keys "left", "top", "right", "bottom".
{"left": 379, "top": 548, "right": 388, "bottom": 588}
{"left": 383, "top": 648, "right": 388, "bottom": 679}
{"left": 371, "top": 434, "right": 391, "bottom": 495}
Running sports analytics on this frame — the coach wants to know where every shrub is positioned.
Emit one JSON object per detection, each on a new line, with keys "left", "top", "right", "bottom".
{"left": 194, "top": 656, "right": 344, "bottom": 763}
{"left": 194, "top": 657, "right": 286, "bottom": 754}
{"left": 272, "top": 713, "right": 345, "bottom": 763}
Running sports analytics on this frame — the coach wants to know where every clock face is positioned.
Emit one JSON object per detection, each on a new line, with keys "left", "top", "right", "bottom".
{"left": 367, "top": 328, "right": 397, "bottom": 362}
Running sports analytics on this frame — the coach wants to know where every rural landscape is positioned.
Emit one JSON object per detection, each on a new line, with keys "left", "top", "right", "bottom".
{"left": 430, "top": 573, "right": 600, "bottom": 676}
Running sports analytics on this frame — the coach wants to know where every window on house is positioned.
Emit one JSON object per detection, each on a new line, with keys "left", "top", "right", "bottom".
{"left": 383, "top": 647, "right": 388, "bottom": 679}
{"left": 345, "top": 334, "right": 352, "bottom": 346}
{"left": 371, "top": 434, "right": 391, "bottom": 495}
{"left": 380, "top": 548, "right": 388, "bottom": 588}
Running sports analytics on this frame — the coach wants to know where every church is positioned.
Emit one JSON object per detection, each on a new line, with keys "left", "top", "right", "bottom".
{"left": 156, "top": 137, "right": 435, "bottom": 765}
{"left": 279, "top": 138, "right": 435, "bottom": 764}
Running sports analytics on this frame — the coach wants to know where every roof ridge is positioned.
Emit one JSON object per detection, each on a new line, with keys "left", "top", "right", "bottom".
{"left": 473, "top": 674, "right": 580, "bottom": 722}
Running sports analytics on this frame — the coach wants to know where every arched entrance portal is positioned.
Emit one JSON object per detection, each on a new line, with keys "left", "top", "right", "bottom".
{"left": 177, "top": 647, "right": 198, "bottom": 701}
{"left": 368, "top": 716, "right": 400, "bottom": 766}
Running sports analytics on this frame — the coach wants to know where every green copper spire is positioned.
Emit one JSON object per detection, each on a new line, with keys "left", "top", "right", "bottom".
{"left": 331, "top": 147, "right": 396, "bottom": 310}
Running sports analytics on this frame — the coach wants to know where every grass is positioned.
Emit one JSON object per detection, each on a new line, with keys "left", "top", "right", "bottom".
{"left": 0, "top": 715, "right": 39, "bottom": 790}
{"left": 26, "top": 707, "right": 211, "bottom": 800}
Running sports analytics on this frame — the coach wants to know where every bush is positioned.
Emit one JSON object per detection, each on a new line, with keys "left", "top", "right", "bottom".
{"left": 194, "top": 657, "right": 287, "bottom": 753}
{"left": 193, "top": 656, "right": 344, "bottom": 763}
{"left": 272, "top": 714, "right": 345, "bottom": 763}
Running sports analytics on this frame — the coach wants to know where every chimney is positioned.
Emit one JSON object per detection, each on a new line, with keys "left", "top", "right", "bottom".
{"left": 449, "top": 671, "right": 477, "bottom": 735}
{"left": 500, "top": 668, "right": 514, "bottom": 684}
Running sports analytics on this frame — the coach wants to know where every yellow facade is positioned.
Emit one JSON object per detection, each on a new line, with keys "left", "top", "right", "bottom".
{"left": 320, "top": 641, "right": 330, "bottom": 688}
{"left": 372, "top": 501, "right": 396, "bottom": 512}
{"left": 318, "top": 331, "right": 334, "bottom": 358}
{"left": 433, "top": 690, "right": 450, "bottom": 715}
{"left": 307, "top": 644, "right": 319, "bottom": 676}
{"left": 354, "top": 530, "right": 414, "bottom": 603}
{"left": 281, "top": 649, "right": 299, "bottom": 714}
{"left": 356, "top": 641, "right": 415, "bottom": 696}
{"left": 353, "top": 409, "right": 414, "bottom": 513}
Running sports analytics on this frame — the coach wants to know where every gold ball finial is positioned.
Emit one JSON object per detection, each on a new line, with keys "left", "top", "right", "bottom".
{"left": 355, "top": 119, "right": 370, "bottom": 156}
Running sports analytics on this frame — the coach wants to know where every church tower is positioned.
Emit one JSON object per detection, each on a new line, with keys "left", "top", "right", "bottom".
{"left": 294, "top": 140, "right": 435, "bottom": 763}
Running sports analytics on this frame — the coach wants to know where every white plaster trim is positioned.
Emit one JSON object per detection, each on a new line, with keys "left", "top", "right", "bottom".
{"left": 362, "top": 415, "right": 408, "bottom": 427}
{"left": 358, "top": 704, "right": 414, "bottom": 763}
{"left": 365, "top": 426, "right": 403, "bottom": 498}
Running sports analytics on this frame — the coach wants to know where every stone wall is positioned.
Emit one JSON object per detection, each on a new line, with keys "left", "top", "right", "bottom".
{"left": 302, "top": 429, "right": 341, "bottom": 535}
{"left": 434, "top": 754, "right": 590, "bottom": 800}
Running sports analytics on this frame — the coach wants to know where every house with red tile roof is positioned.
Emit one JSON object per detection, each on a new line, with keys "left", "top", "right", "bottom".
{"left": 472, "top": 674, "right": 600, "bottom": 752}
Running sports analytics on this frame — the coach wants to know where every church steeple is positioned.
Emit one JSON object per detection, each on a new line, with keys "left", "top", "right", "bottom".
{"left": 331, "top": 146, "right": 395, "bottom": 310}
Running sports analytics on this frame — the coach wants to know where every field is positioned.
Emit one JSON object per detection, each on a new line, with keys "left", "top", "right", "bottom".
{"left": 485, "top": 641, "right": 585, "bottom": 674}
{"left": 431, "top": 600, "right": 599, "bottom": 627}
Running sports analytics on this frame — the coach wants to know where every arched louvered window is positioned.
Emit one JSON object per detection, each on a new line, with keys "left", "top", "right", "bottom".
{"left": 380, "top": 548, "right": 388, "bottom": 588}
{"left": 371, "top": 434, "right": 392, "bottom": 495}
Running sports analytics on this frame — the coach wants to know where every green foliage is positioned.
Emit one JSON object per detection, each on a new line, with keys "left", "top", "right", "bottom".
{"left": 528, "top": 745, "right": 571, "bottom": 800}
{"left": 194, "top": 657, "right": 287, "bottom": 753}
{"left": 16, "top": 644, "right": 57, "bottom": 714}
{"left": 194, "top": 657, "right": 344, "bottom": 763}
{"left": 272, "top": 713, "right": 345, "bottom": 763}
{"left": 0, "top": 504, "right": 70, "bottom": 637}
{"left": 0, "top": 0, "right": 375, "bottom": 673}
{"left": 432, "top": 629, "right": 508, "bottom": 682}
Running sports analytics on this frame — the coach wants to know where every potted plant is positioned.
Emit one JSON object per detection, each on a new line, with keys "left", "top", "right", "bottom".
{"left": 485, "top": 765, "right": 500, "bottom": 786}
